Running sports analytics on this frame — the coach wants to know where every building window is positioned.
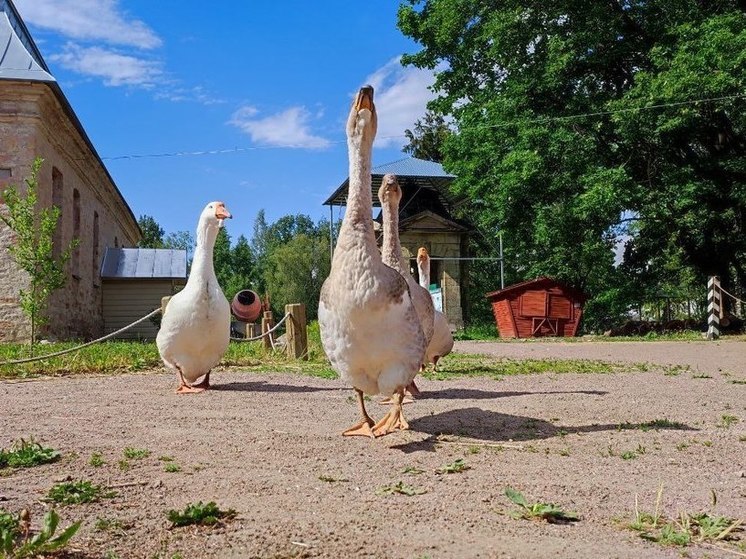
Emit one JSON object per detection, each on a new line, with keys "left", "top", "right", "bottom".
{"left": 0, "top": 168, "right": 11, "bottom": 179}
{"left": 72, "top": 189, "right": 80, "bottom": 278}
{"left": 92, "top": 211, "right": 100, "bottom": 286}
{"left": 52, "top": 167, "right": 63, "bottom": 259}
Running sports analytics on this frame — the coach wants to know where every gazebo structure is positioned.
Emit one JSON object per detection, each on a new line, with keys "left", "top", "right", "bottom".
{"left": 324, "top": 156, "right": 470, "bottom": 329}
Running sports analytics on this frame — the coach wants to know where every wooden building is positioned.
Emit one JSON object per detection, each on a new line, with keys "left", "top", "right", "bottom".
{"left": 100, "top": 248, "right": 186, "bottom": 340}
{"left": 0, "top": 0, "right": 141, "bottom": 341}
{"left": 324, "top": 157, "right": 470, "bottom": 329}
{"left": 486, "top": 277, "right": 587, "bottom": 338}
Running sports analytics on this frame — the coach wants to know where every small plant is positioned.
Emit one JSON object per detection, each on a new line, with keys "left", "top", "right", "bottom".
{"left": 621, "top": 450, "right": 638, "bottom": 460}
{"left": 0, "top": 438, "right": 59, "bottom": 469}
{"left": 123, "top": 447, "right": 150, "bottom": 460}
{"left": 436, "top": 458, "right": 470, "bottom": 474}
{"left": 0, "top": 508, "right": 80, "bottom": 558}
{"left": 558, "top": 448, "right": 571, "bottom": 457}
{"left": 718, "top": 415, "right": 739, "bottom": 428}
{"left": 158, "top": 455, "right": 175, "bottom": 462}
{"left": 164, "top": 463, "right": 181, "bottom": 473}
{"left": 467, "top": 445, "right": 481, "bottom": 454}
{"left": 47, "top": 480, "right": 116, "bottom": 505}
{"left": 376, "top": 481, "right": 427, "bottom": 496}
{"left": 167, "top": 502, "right": 236, "bottom": 528}
{"left": 402, "top": 466, "right": 425, "bottom": 475}
{"left": 94, "top": 517, "right": 129, "bottom": 536}
{"left": 118, "top": 459, "right": 131, "bottom": 471}
{"left": 318, "top": 475, "right": 349, "bottom": 483}
{"left": 89, "top": 452, "right": 105, "bottom": 467}
{"left": 503, "top": 487, "right": 579, "bottom": 524}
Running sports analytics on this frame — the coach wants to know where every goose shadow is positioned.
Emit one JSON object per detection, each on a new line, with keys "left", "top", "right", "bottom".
{"left": 390, "top": 407, "right": 697, "bottom": 453}
{"left": 212, "top": 380, "right": 340, "bottom": 394}
{"left": 418, "top": 389, "right": 608, "bottom": 400}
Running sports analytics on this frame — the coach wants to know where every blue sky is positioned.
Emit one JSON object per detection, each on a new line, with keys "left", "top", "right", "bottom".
{"left": 14, "top": 0, "right": 437, "bottom": 243}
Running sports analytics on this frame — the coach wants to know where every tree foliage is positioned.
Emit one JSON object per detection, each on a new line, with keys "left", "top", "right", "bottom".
{"left": 0, "top": 158, "right": 78, "bottom": 347}
{"left": 398, "top": 1, "right": 746, "bottom": 330}
{"left": 403, "top": 112, "right": 451, "bottom": 162}
{"left": 137, "top": 215, "right": 164, "bottom": 248}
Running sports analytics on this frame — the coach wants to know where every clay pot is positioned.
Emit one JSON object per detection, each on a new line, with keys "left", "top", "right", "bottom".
{"left": 231, "top": 290, "right": 262, "bottom": 323}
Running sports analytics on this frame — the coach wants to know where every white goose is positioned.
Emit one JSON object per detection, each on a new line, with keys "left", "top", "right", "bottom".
{"left": 417, "top": 247, "right": 454, "bottom": 370}
{"left": 156, "top": 201, "right": 232, "bottom": 393}
{"left": 378, "top": 173, "right": 434, "bottom": 398}
{"left": 318, "top": 86, "right": 427, "bottom": 438}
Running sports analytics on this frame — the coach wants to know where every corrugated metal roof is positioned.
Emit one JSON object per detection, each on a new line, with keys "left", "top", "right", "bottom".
{"left": 323, "top": 156, "right": 459, "bottom": 208}
{"left": 101, "top": 248, "right": 188, "bottom": 280}
{"left": 0, "top": 1, "right": 54, "bottom": 82}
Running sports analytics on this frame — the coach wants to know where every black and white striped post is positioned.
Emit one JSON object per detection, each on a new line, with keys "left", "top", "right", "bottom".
{"left": 707, "top": 276, "right": 721, "bottom": 340}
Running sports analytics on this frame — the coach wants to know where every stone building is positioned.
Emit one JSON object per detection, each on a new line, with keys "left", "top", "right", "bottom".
{"left": 324, "top": 157, "right": 470, "bottom": 329}
{"left": 0, "top": 0, "right": 140, "bottom": 341}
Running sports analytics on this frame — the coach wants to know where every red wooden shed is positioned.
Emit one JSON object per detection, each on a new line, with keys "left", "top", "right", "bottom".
{"left": 485, "top": 277, "right": 587, "bottom": 338}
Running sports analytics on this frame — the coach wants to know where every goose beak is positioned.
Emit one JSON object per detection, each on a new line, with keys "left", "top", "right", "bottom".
{"left": 215, "top": 205, "right": 232, "bottom": 220}
{"left": 355, "top": 85, "right": 374, "bottom": 111}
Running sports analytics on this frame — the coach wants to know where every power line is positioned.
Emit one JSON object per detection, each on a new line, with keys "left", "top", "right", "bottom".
{"left": 101, "top": 93, "right": 746, "bottom": 162}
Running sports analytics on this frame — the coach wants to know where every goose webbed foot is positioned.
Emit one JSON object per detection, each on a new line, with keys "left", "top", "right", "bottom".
{"left": 191, "top": 372, "right": 211, "bottom": 390}
{"left": 175, "top": 367, "right": 206, "bottom": 394}
{"left": 373, "top": 389, "right": 409, "bottom": 437}
{"left": 343, "top": 389, "right": 376, "bottom": 438}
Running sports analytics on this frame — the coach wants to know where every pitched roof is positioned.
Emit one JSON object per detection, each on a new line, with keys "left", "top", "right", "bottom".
{"left": 485, "top": 277, "right": 588, "bottom": 301}
{"left": 0, "top": 0, "right": 140, "bottom": 239}
{"left": 323, "top": 156, "right": 461, "bottom": 209}
{"left": 100, "top": 248, "right": 188, "bottom": 280}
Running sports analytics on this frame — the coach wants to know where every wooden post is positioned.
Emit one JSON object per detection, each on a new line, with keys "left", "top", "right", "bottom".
{"left": 261, "top": 310, "right": 274, "bottom": 349}
{"left": 707, "top": 276, "right": 721, "bottom": 340}
{"left": 285, "top": 303, "right": 308, "bottom": 360}
{"left": 246, "top": 323, "right": 256, "bottom": 339}
{"left": 160, "top": 296, "right": 171, "bottom": 316}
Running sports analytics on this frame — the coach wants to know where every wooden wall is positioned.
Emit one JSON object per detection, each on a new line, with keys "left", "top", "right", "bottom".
{"left": 102, "top": 280, "right": 184, "bottom": 340}
{"left": 490, "top": 284, "right": 583, "bottom": 338}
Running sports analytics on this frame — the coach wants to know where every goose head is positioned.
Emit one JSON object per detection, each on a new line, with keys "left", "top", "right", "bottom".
{"left": 417, "top": 247, "right": 430, "bottom": 267}
{"left": 200, "top": 201, "right": 233, "bottom": 229}
{"left": 378, "top": 173, "right": 402, "bottom": 208}
{"left": 347, "top": 85, "right": 377, "bottom": 147}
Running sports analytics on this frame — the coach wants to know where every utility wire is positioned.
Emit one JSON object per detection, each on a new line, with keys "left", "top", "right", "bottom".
{"left": 101, "top": 93, "right": 746, "bottom": 162}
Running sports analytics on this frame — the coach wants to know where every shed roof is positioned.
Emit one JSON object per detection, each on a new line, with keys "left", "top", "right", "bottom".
{"left": 0, "top": 0, "right": 140, "bottom": 239}
{"left": 101, "top": 248, "right": 187, "bottom": 280}
{"left": 323, "top": 156, "right": 460, "bottom": 208}
{"left": 485, "top": 277, "right": 587, "bottom": 301}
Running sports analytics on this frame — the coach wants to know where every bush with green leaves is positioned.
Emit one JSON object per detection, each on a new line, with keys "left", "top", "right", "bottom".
{"left": 0, "top": 508, "right": 80, "bottom": 559}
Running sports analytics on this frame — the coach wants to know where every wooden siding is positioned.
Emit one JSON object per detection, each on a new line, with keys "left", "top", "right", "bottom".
{"left": 492, "top": 299, "right": 516, "bottom": 337}
{"left": 102, "top": 280, "right": 183, "bottom": 340}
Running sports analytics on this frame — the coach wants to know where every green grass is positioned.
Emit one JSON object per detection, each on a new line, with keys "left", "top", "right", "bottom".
{"left": 167, "top": 502, "right": 236, "bottom": 528}
{"left": 376, "top": 481, "right": 427, "bottom": 496}
{"left": 503, "top": 487, "right": 579, "bottom": 523}
{"left": 0, "top": 508, "right": 81, "bottom": 558}
{"left": 164, "top": 463, "right": 181, "bottom": 473}
{"left": 453, "top": 324, "right": 499, "bottom": 341}
{"left": 0, "top": 438, "right": 60, "bottom": 469}
{"left": 47, "top": 480, "right": 116, "bottom": 505}
{"left": 435, "top": 458, "right": 470, "bottom": 474}
{"left": 89, "top": 452, "right": 105, "bottom": 467}
{"left": 717, "top": 415, "right": 739, "bottom": 428}
{"left": 122, "top": 447, "right": 150, "bottom": 460}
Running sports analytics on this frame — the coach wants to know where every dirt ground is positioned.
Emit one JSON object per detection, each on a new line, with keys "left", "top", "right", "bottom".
{"left": 1, "top": 339, "right": 745, "bottom": 559}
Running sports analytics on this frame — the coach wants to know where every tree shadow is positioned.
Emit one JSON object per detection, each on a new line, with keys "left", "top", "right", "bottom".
{"left": 212, "top": 380, "right": 340, "bottom": 394}
{"left": 389, "top": 407, "right": 697, "bottom": 453}
{"left": 418, "top": 389, "right": 608, "bottom": 400}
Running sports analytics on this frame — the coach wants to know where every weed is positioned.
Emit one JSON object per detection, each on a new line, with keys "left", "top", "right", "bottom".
{"left": 621, "top": 450, "right": 638, "bottom": 460}
{"left": 730, "top": 379, "right": 746, "bottom": 385}
{"left": 376, "top": 481, "right": 427, "bottom": 496}
{"left": 158, "top": 455, "right": 174, "bottom": 462}
{"left": 95, "top": 517, "right": 129, "bottom": 535}
{"left": 47, "top": 480, "right": 116, "bottom": 505}
{"left": 0, "top": 438, "right": 60, "bottom": 469}
{"left": 318, "top": 475, "right": 349, "bottom": 483}
{"left": 558, "top": 448, "right": 571, "bottom": 457}
{"left": 692, "top": 373, "right": 712, "bottom": 379}
{"left": 89, "top": 452, "right": 105, "bottom": 467}
{"left": 0, "top": 508, "right": 81, "bottom": 558}
{"left": 436, "top": 458, "right": 470, "bottom": 474}
{"left": 118, "top": 459, "right": 131, "bottom": 471}
{"left": 402, "top": 466, "right": 425, "bottom": 475}
{"left": 167, "top": 501, "right": 236, "bottom": 528}
{"left": 702, "top": 440, "right": 713, "bottom": 447}
{"left": 467, "top": 445, "right": 481, "bottom": 454}
{"left": 123, "top": 448, "right": 150, "bottom": 460}
{"left": 164, "top": 463, "right": 181, "bottom": 473}
{"left": 503, "top": 487, "right": 579, "bottom": 523}
{"left": 676, "top": 442, "right": 690, "bottom": 451}
{"left": 717, "top": 415, "right": 739, "bottom": 428}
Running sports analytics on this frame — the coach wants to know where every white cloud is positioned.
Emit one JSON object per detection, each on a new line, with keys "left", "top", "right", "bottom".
{"left": 14, "top": 0, "right": 162, "bottom": 49}
{"left": 363, "top": 57, "right": 438, "bottom": 148}
{"left": 229, "top": 105, "right": 331, "bottom": 149}
{"left": 154, "top": 85, "right": 225, "bottom": 105}
{"left": 51, "top": 44, "right": 162, "bottom": 87}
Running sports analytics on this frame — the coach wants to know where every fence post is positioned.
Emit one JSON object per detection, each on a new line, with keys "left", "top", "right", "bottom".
{"left": 285, "top": 303, "right": 308, "bottom": 360}
{"left": 261, "top": 310, "right": 274, "bottom": 349}
{"left": 246, "top": 323, "right": 256, "bottom": 339}
{"left": 707, "top": 276, "right": 721, "bottom": 340}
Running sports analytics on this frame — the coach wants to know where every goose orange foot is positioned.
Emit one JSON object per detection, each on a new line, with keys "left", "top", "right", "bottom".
{"left": 191, "top": 372, "right": 211, "bottom": 390}
{"left": 342, "top": 389, "right": 376, "bottom": 438}
{"left": 373, "top": 389, "right": 409, "bottom": 437}
{"left": 175, "top": 369, "right": 207, "bottom": 394}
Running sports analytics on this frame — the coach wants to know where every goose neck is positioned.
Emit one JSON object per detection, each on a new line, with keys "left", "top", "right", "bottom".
{"left": 381, "top": 200, "right": 403, "bottom": 274}
{"left": 189, "top": 220, "right": 219, "bottom": 285}
{"left": 417, "top": 258, "right": 431, "bottom": 289}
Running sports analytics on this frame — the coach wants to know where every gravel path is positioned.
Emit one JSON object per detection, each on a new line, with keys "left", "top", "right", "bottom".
{"left": 1, "top": 340, "right": 744, "bottom": 558}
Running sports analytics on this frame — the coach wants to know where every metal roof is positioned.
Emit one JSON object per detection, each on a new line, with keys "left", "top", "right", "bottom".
{"left": 0, "top": 0, "right": 53, "bottom": 81}
{"left": 100, "top": 248, "right": 188, "bottom": 280}
{"left": 323, "top": 156, "right": 460, "bottom": 208}
{"left": 0, "top": 0, "right": 141, "bottom": 240}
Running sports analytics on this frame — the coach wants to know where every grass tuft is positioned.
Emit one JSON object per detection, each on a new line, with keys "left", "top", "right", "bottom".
{"left": 376, "top": 481, "right": 427, "bottom": 496}
{"left": 435, "top": 458, "right": 470, "bottom": 474}
{"left": 167, "top": 502, "right": 236, "bottom": 528}
{"left": 47, "top": 480, "right": 116, "bottom": 505}
{"left": 0, "top": 438, "right": 60, "bottom": 469}
{"left": 503, "top": 487, "right": 579, "bottom": 523}
{"left": 122, "top": 448, "right": 150, "bottom": 460}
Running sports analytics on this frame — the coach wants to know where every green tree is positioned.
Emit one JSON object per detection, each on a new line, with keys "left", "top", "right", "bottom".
{"left": 0, "top": 158, "right": 78, "bottom": 349}
{"left": 403, "top": 111, "right": 451, "bottom": 162}
{"left": 137, "top": 215, "right": 164, "bottom": 248}
{"left": 213, "top": 226, "right": 233, "bottom": 291}
{"left": 223, "top": 234, "right": 256, "bottom": 301}
{"left": 163, "top": 230, "right": 195, "bottom": 264}
{"left": 398, "top": 0, "right": 746, "bottom": 330}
